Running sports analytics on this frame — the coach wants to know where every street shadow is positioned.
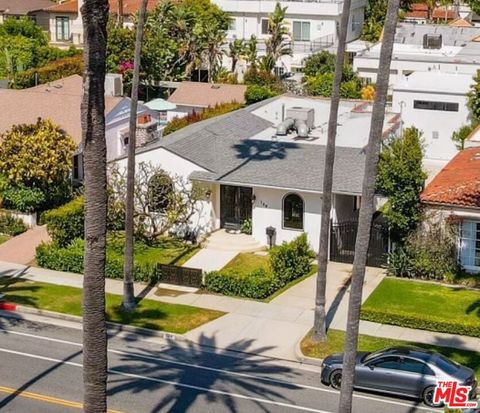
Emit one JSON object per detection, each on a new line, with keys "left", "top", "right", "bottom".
{"left": 107, "top": 332, "right": 303, "bottom": 413}
{"left": 326, "top": 276, "right": 352, "bottom": 330}
{"left": 466, "top": 299, "right": 480, "bottom": 318}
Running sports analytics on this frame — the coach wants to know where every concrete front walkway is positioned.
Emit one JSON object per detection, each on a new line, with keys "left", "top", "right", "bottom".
{"left": 182, "top": 230, "right": 264, "bottom": 272}
{"left": 0, "top": 226, "right": 50, "bottom": 265}
{"left": 1, "top": 260, "right": 479, "bottom": 361}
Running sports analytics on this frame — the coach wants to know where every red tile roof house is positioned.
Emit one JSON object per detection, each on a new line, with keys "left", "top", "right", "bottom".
{"left": 403, "top": 3, "right": 459, "bottom": 24}
{"left": 0, "top": 74, "right": 159, "bottom": 181}
{"left": 421, "top": 147, "right": 480, "bottom": 272}
{"left": 44, "top": 0, "right": 158, "bottom": 47}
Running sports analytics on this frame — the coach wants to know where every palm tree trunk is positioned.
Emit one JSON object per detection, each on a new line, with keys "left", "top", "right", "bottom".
{"left": 80, "top": 0, "right": 109, "bottom": 412}
{"left": 337, "top": 0, "right": 400, "bottom": 411}
{"left": 313, "top": 0, "right": 353, "bottom": 342}
{"left": 123, "top": 0, "right": 149, "bottom": 312}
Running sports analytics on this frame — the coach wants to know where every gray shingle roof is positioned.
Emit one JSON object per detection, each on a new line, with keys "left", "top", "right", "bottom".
{"left": 137, "top": 101, "right": 367, "bottom": 195}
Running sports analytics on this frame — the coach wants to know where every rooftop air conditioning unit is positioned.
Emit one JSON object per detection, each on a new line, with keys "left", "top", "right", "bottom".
{"left": 423, "top": 34, "right": 442, "bottom": 50}
{"left": 286, "top": 107, "right": 315, "bottom": 129}
{"left": 105, "top": 73, "right": 123, "bottom": 97}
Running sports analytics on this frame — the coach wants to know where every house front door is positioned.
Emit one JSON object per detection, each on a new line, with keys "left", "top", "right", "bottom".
{"left": 220, "top": 185, "right": 252, "bottom": 230}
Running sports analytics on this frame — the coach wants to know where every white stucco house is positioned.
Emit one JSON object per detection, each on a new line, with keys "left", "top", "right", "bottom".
{"left": 354, "top": 23, "right": 480, "bottom": 88}
{"left": 392, "top": 71, "right": 474, "bottom": 175}
{"left": 115, "top": 95, "right": 400, "bottom": 265}
{"left": 215, "top": 0, "right": 366, "bottom": 73}
{"left": 421, "top": 147, "right": 480, "bottom": 273}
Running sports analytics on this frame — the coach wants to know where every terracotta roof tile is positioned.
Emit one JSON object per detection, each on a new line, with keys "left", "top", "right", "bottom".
{"left": 421, "top": 148, "right": 480, "bottom": 208}
{"left": 45, "top": 0, "right": 159, "bottom": 15}
{"left": 168, "top": 82, "right": 247, "bottom": 108}
{"left": 432, "top": 6, "right": 458, "bottom": 20}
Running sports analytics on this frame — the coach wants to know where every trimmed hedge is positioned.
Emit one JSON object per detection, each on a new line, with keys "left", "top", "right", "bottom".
{"left": 0, "top": 212, "right": 27, "bottom": 236}
{"left": 360, "top": 308, "right": 480, "bottom": 338}
{"left": 1, "top": 186, "right": 46, "bottom": 213}
{"left": 205, "top": 268, "right": 279, "bottom": 299}
{"left": 14, "top": 55, "right": 84, "bottom": 89}
{"left": 43, "top": 196, "right": 84, "bottom": 247}
{"left": 205, "top": 234, "right": 315, "bottom": 299}
{"left": 36, "top": 239, "right": 157, "bottom": 283}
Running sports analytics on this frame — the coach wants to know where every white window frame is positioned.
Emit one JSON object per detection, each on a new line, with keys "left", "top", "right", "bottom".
{"left": 293, "top": 21, "right": 310, "bottom": 42}
{"left": 55, "top": 16, "right": 70, "bottom": 41}
{"left": 459, "top": 220, "right": 480, "bottom": 270}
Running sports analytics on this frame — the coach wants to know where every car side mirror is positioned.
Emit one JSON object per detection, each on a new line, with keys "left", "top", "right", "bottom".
{"left": 367, "top": 363, "right": 375, "bottom": 370}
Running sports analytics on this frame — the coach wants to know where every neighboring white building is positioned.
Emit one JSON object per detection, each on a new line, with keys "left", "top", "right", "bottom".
{"left": 214, "top": 0, "right": 366, "bottom": 73}
{"left": 392, "top": 71, "right": 473, "bottom": 169}
{"left": 354, "top": 23, "right": 480, "bottom": 87}
{"left": 115, "top": 95, "right": 400, "bottom": 266}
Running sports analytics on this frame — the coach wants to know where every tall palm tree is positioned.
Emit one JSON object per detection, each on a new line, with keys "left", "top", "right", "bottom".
{"left": 80, "top": 0, "right": 109, "bottom": 411}
{"left": 117, "top": 0, "right": 123, "bottom": 26}
{"left": 201, "top": 23, "right": 226, "bottom": 83}
{"left": 226, "top": 39, "right": 245, "bottom": 73}
{"left": 313, "top": 0, "right": 354, "bottom": 342}
{"left": 337, "top": 0, "right": 401, "bottom": 411}
{"left": 246, "top": 34, "right": 258, "bottom": 68}
{"left": 122, "top": 0, "right": 149, "bottom": 312}
{"left": 265, "top": 3, "right": 292, "bottom": 69}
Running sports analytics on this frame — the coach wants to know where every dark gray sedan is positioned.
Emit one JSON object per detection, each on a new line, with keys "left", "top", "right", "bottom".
{"left": 321, "top": 346, "right": 477, "bottom": 407}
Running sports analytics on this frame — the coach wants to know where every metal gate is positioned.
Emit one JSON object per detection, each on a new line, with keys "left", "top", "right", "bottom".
{"left": 329, "top": 220, "right": 388, "bottom": 268}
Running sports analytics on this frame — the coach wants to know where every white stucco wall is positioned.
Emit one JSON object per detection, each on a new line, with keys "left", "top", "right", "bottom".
{"left": 392, "top": 89, "right": 470, "bottom": 161}
{"left": 115, "top": 147, "right": 216, "bottom": 236}
{"left": 251, "top": 186, "right": 322, "bottom": 249}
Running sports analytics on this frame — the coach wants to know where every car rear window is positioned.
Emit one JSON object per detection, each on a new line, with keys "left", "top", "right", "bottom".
{"left": 431, "top": 355, "right": 460, "bottom": 375}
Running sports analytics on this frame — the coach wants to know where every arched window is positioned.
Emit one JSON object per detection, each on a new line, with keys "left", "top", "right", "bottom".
{"left": 148, "top": 171, "right": 174, "bottom": 213}
{"left": 283, "top": 193, "right": 304, "bottom": 230}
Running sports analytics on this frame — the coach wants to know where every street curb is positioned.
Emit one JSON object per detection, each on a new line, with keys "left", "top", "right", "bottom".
{"left": 0, "top": 305, "right": 188, "bottom": 343}
{"left": 294, "top": 336, "right": 324, "bottom": 368}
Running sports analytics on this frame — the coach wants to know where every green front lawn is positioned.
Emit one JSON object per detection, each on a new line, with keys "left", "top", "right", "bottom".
{"left": 222, "top": 252, "right": 270, "bottom": 274}
{"left": 1, "top": 278, "right": 224, "bottom": 334}
{"left": 301, "top": 329, "right": 480, "bottom": 378}
{"left": 361, "top": 278, "right": 480, "bottom": 337}
{"left": 0, "top": 234, "right": 10, "bottom": 245}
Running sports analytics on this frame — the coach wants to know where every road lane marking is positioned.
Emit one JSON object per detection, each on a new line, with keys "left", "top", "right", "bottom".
{"left": 0, "top": 385, "right": 123, "bottom": 412}
{"left": 0, "top": 347, "right": 333, "bottom": 413}
{"left": 0, "top": 329, "right": 439, "bottom": 412}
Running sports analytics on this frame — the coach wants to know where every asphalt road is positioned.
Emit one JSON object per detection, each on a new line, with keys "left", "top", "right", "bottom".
{"left": 0, "top": 315, "right": 441, "bottom": 413}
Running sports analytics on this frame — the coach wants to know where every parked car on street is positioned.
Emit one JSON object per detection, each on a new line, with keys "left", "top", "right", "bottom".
{"left": 321, "top": 346, "right": 477, "bottom": 407}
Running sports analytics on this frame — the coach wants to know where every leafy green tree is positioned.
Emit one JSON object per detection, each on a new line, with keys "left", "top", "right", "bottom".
{"left": 201, "top": 22, "right": 226, "bottom": 83}
{"left": 245, "top": 35, "right": 258, "bottom": 67}
{"left": 106, "top": 21, "right": 135, "bottom": 73}
{"left": 303, "top": 51, "right": 336, "bottom": 77}
{"left": 466, "top": 0, "right": 480, "bottom": 14}
{"left": 305, "top": 70, "right": 362, "bottom": 99}
{"left": 0, "top": 119, "right": 76, "bottom": 190}
{"left": 0, "top": 36, "right": 37, "bottom": 79}
{"left": 468, "top": 70, "right": 480, "bottom": 124}
{"left": 265, "top": 3, "right": 292, "bottom": 70}
{"left": 245, "top": 84, "right": 278, "bottom": 104}
{"left": 0, "top": 17, "right": 48, "bottom": 46}
{"left": 376, "top": 127, "right": 427, "bottom": 244}
{"left": 361, "top": 0, "right": 387, "bottom": 42}
{"left": 452, "top": 125, "right": 474, "bottom": 150}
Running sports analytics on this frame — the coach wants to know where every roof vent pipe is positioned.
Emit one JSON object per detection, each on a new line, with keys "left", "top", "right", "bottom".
{"left": 295, "top": 119, "right": 309, "bottom": 138}
{"left": 276, "top": 118, "right": 295, "bottom": 136}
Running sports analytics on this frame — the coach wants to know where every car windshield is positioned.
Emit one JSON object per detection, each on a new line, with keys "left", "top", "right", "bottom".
{"left": 431, "top": 355, "right": 460, "bottom": 375}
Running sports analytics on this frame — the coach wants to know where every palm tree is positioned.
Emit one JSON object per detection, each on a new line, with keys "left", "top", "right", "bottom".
{"left": 265, "top": 3, "right": 292, "bottom": 70}
{"left": 312, "top": 0, "right": 354, "bottom": 343}
{"left": 117, "top": 0, "right": 123, "bottom": 26}
{"left": 226, "top": 39, "right": 245, "bottom": 73}
{"left": 425, "top": 0, "right": 436, "bottom": 22}
{"left": 440, "top": 0, "right": 452, "bottom": 22}
{"left": 246, "top": 34, "right": 258, "bottom": 68}
{"left": 80, "top": 0, "right": 109, "bottom": 411}
{"left": 336, "top": 0, "right": 401, "bottom": 412}
{"left": 123, "top": 0, "right": 149, "bottom": 312}
{"left": 201, "top": 23, "right": 226, "bottom": 83}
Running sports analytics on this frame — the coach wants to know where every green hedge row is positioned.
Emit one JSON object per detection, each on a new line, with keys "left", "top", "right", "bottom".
{"left": 205, "top": 269, "right": 280, "bottom": 299}
{"left": 360, "top": 308, "right": 480, "bottom": 338}
{"left": 0, "top": 212, "right": 27, "bottom": 236}
{"left": 43, "top": 196, "right": 84, "bottom": 247}
{"left": 36, "top": 239, "right": 157, "bottom": 283}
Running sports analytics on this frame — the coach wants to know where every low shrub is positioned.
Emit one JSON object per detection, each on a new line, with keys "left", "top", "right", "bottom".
{"left": 43, "top": 196, "right": 84, "bottom": 247}
{"left": 245, "top": 85, "right": 278, "bottom": 105}
{"left": 360, "top": 308, "right": 480, "bottom": 338}
{"left": 204, "top": 268, "right": 279, "bottom": 299}
{"left": 0, "top": 212, "right": 27, "bottom": 236}
{"left": 269, "top": 233, "right": 315, "bottom": 284}
{"left": 164, "top": 102, "right": 243, "bottom": 136}
{"left": 1, "top": 186, "right": 46, "bottom": 213}
{"left": 35, "top": 239, "right": 157, "bottom": 283}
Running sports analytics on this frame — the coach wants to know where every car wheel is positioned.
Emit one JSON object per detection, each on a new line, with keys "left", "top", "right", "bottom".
{"left": 329, "top": 369, "right": 342, "bottom": 390}
{"left": 423, "top": 386, "right": 444, "bottom": 407}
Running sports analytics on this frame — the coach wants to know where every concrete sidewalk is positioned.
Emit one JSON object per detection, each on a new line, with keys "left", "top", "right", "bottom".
{"left": 0, "top": 226, "right": 50, "bottom": 265}
{"left": 1, "top": 260, "right": 479, "bottom": 360}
